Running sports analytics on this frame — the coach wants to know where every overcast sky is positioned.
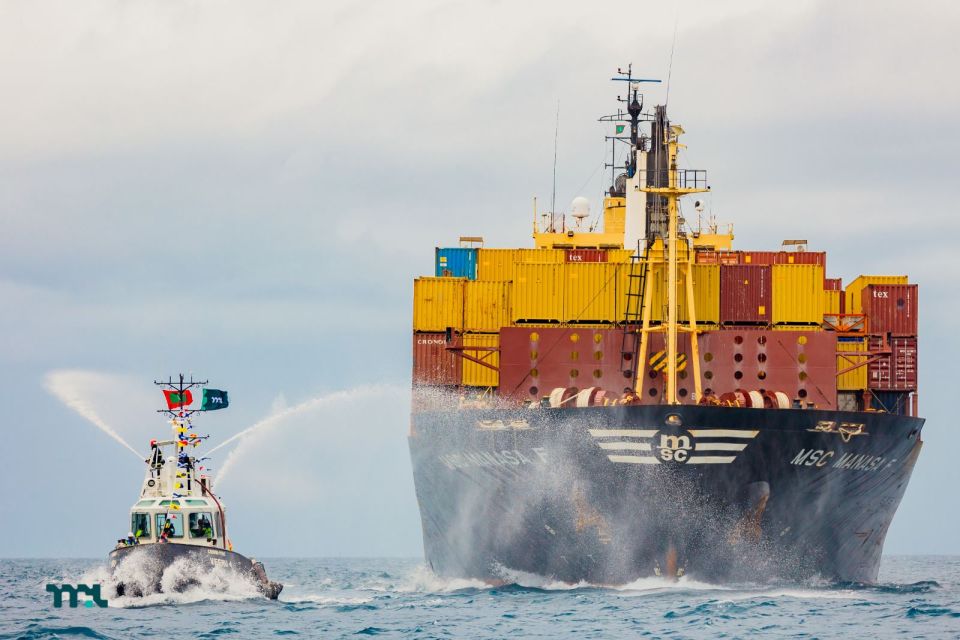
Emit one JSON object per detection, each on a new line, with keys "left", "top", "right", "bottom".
{"left": 1, "top": 0, "right": 958, "bottom": 559}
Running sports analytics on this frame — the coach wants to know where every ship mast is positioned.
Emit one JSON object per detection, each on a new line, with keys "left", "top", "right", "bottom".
{"left": 640, "top": 124, "right": 709, "bottom": 404}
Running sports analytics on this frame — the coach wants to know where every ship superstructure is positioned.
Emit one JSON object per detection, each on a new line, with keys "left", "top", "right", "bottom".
{"left": 408, "top": 66, "right": 922, "bottom": 584}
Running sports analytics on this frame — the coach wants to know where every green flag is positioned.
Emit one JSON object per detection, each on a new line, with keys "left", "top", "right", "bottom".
{"left": 615, "top": 124, "right": 625, "bottom": 134}
{"left": 201, "top": 389, "right": 229, "bottom": 411}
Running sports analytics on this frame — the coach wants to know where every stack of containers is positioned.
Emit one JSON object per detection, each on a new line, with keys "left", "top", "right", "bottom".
{"left": 417, "top": 246, "right": 638, "bottom": 389}
{"left": 771, "top": 263, "right": 826, "bottom": 328}
{"left": 824, "top": 277, "right": 843, "bottom": 316}
{"left": 854, "top": 277, "right": 918, "bottom": 415}
{"left": 719, "top": 264, "right": 771, "bottom": 325}
{"left": 636, "top": 263, "right": 721, "bottom": 326}
{"left": 412, "top": 276, "right": 465, "bottom": 387}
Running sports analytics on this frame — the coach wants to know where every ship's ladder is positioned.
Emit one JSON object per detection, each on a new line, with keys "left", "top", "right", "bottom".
{"left": 619, "top": 244, "right": 650, "bottom": 381}
{"left": 619, "top": 238, "right": 694, "bottom": 389}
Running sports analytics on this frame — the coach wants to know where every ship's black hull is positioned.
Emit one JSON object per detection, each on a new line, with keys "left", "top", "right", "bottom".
{"left": 108, "top": 543, "right": 282, "bottom": 599}
{"left": 409, "top": 404, "right": 923, "bottom": 585}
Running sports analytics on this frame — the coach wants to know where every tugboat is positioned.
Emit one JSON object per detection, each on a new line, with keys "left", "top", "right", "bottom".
{"left": 108, "top": 375, "right": 282, "bottom": 600}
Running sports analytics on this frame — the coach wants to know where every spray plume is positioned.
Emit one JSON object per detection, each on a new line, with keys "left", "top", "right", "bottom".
{"left": 210, "top": 384, "right": 404, "bottom": 484}
{"left": 44, "top": 369, "right": 144, "bottom": 459}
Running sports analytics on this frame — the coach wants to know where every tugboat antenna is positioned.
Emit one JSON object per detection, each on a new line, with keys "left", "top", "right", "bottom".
{"left": 154, "top": 373, "right": 209, "bottom": 416}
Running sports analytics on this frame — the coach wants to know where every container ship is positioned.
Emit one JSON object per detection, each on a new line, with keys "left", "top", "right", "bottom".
{"left": 408, "top": 67, "right": 923, "bottom": 585}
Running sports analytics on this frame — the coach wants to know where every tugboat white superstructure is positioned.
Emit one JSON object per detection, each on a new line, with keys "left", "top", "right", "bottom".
{"left": 108, "top": 374, "right": 281, "bottom": 600}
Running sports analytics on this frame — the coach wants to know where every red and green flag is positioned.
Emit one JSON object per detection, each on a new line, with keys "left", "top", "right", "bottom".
{"left": 163, "top": 389, "right": 193, "bottom": 409}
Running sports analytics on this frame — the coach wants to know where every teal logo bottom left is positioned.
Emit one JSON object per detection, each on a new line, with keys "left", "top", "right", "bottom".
{"left": 46, "top": 584, "right": 108, "bottom": 608}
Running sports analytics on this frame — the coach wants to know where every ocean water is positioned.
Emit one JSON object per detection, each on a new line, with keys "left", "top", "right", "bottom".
{"left": 1, "top": 556, "right": 958, "bottom": 639}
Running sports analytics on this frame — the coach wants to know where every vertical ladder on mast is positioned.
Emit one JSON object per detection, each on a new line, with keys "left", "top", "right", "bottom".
{"left": 620, "top": 244, "right": 649, "bottom": 383}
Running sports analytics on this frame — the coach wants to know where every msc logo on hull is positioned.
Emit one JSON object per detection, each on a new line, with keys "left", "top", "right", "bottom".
{"left": 588, "top": 428, "right": 759, "bottom": 465}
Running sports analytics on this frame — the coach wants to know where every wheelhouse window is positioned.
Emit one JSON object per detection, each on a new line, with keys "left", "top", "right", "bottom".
{"left": 131, "top": 513, "right": 151, "bottom": 538}
{"left": 188, "top": 512, "right": 216, "bottom": 539}
{"left": 156, "top": 513, "right": 184, "bottom": 538}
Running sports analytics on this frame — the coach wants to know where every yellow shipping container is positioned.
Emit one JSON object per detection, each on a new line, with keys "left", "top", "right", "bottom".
{"left": 513, "top": 263, "right": 565, "bottom": 322}
{"left": 413, "top": 277, "right": 464, "bottom": 332}
{"left": 824, "top": 289, "right": 841, "bottom": 315}
{"left": 772, "top": 264, "right": 826, "bottom": 325}
{"left": 631, "top": 263, "right": 720, "bottom": 325}
{"left": 519, "top": 248, "right": 566, "bottom": 264}
{"left": 608, "top": 249, "right": 636, "bottom": 263}
{"left": 564, "top": 263, "right": 622, "bottom": 323}
{"left": 772, "top": 324, "right": 824, "bottom": 331}
{"left": 462, "top": 333, "right": 500, "bottom": 387}
{"left": 837, "top": 338, "right": 868, "bottom": 390}
{"left": 476, "top": 248, "right": 566, "bottom": 281}
{"left": 463, "top": 281, "right": 511, "bottom": 332}
{"left": 845, "top": 275, "right": 908, "bottom": 314}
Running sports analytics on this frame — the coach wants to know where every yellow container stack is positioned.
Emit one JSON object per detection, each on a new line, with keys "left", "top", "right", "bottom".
{"left": 476, "top": 248, "right": 566, "bottom": 281}
{"left": 564, "top": 263, "right": 623, "bottom": 323}
{"left": 463, "top": 281, "right": 511, "bottom": 332}
{"left": 461, "top": 333, "right": 500, "bottom": 387}
{"left": 413, "top": 277, "right": 465, "bottom": 332}
{"left": 512, "top": 263, "right": 565, "bottom": 322}
{"left": 837, "top": 337, "right": 868, "bottom": 390}
{"left": 631, "top": 263, "right": 720, "bottom": 325}
{"left": 824, "top": 289, "right": 842, "bottom": 315}
{"left": 771, "top": 264, "right": 826, "bottom": 325}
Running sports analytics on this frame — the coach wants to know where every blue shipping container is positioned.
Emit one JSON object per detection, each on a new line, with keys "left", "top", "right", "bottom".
{"left": 435, "top": 248, "right": 477, "bottom": 279}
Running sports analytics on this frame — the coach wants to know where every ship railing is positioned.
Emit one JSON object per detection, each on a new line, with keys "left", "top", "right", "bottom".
{"left": 636, "top": 169, "right": 708, "bottom": 190}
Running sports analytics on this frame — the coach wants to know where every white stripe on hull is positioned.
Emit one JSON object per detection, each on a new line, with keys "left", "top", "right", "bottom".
{"left": 597, "top": 442, "right": 653, "bottom": 451}
{"left": 589, "top": 429, "right": 659, "bottom": 438}
{"left": 606, "top": 455, "right": 660, "bottom": 464}
{"left": 686, "top": 456, "right": 737, "bottom": 464}
{"left": 694, "top": 442, "right": 748, "bottom": 451}
{"left": 688, "top": 429, "right": 759, "bottom": 438}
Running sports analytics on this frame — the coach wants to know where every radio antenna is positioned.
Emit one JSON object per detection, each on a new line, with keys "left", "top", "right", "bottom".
{"left": 665, "top": 5, "right": 680, "bottom": 106}
{"left": 551, "top": 100, "right": 559, "bottom": 216}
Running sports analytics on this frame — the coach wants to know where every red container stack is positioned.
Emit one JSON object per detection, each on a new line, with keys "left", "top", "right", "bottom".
{"left": 862, "top": 284, "right": 918, "bottom": 335}
{"left": 774, "top": 251, "right": 826, "bottom": 266}
{"left": 867, "top": 335, "right": 917, "bottom": 390}
{"left": 412, "top": 333, "right": 462, "bottom": 385}
{"left": 740, "top": 251, "right": 778, "bottom": 265}
{"left": 565, "top": 249, "right": 608, "bottom": 263}
{"left": 824, "top": 277, "right": 842, "bottom": 291}
{"left": 720, "top": 264, "right": 772, "bottom": 324}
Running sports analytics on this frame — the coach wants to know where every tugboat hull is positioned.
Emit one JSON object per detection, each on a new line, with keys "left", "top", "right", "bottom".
{"left": 108, "top": 543, "right": 282, "bottom": 599}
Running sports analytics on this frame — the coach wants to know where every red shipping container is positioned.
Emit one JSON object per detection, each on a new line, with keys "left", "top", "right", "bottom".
{"left": 565, "top": 249, "right": 608, "bottom": 263}
{"left": 696, "top": 329, "right": 837, "bottom": 409}
{"left": 862, "top": 284, "right": 918, "bottom": 335}
{"left": 695, "top": 251, "right": 718, "bottom": 264}
{"left": 867, "top": 335, "right": 917, "bottom": 390}
{"left": 740, "top": 251, "right": 777, "bottom": 265}
{"left": 720, "top": 264, "right": 772, "bottom": 324}
{"left": 412, "top": 332, "right": 462, "bottom": 385}
{"left": 824, "top": 277, "right": 842, "bottom": 291}
{"left": 718, "top": 251, "right": 741, "bottom": 265}
{"left": 498, "top": 326, "right": 626, "bottom": 401}
{"left": 774, "top": 251, "right": 826, "bottom": 266}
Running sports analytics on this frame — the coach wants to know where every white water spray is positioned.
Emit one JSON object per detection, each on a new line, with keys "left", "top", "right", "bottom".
{"left": 210, "top": 384, "right": 404, "bottom": 484}
{"left": 44, "top": 369, "right": 144, "bottom": 459}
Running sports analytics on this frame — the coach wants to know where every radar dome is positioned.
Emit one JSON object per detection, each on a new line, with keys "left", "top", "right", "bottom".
{"left": 570, "top": 196, "right": 591, "bottom": 218}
